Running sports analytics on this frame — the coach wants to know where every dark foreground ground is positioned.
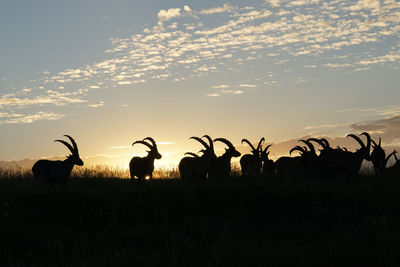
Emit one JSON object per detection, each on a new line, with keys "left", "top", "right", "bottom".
{"left": 1, "top": 175, "right": 400, "bottom": 266}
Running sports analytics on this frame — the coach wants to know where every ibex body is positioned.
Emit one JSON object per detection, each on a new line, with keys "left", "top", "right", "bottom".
{"left": 260, "top": 144, "right": 274, "bottom": 177}
{"left": 370, "top": 138, "right": 396, "bottom": 176}
{"left": 129, "top": 137, "right": 162, "bottom": 181}
{"left": 32, "top": 135, "right": 83, "bottom": 183}
{"left": 212, "top": 138, "right": 241, "bottom": 179}
{"left": 274, "top": 156, "right": 302, "bottom": 176}
{"left": 240, "top": 138, "right": 264, "bottom": 176}
{"left": 179, "top": 136, "right": 213, "bottom": 181}
{"left": 386, "top": 152, "right": 400, "bottom": 176}
{"left": 308, "top": 133, "right": 371, "bottom": 178}
{"left": 202, "top": 135, "right": 218, "bottom": 179}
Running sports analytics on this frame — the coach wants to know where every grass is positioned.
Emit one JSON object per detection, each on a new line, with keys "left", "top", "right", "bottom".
{"left": 1, "top": 167, "right": 400, "bottom": 266}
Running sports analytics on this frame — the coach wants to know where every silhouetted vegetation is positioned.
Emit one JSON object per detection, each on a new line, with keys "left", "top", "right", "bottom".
{"left": 1, "top": 167, "right": 400, "bottom": 266}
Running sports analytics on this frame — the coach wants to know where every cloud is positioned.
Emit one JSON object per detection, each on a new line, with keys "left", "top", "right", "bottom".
{"left": 0, "top": 94, "right": 86, "bottom": 108}
{"left": 183, "top": 5, "right": 192, "bottom": 13}
{"left": 212, "top": 84, "right": 231, "bottom": 89}
{"left": 2, "top": 0, "right": 400, "bottom": 120}
{"left": 199, "top": 4, "right": 235, "bottom": 15}
{"left": 0, "top": 111, "right": 64, "bottom": 124}
{"left": 88, "top": 101, "right": 105, "bottom": 108}
{"left": 287, "top": 0, "right": 319, "bottom": 7}
{"left": 350, "top": 115, "right": 400, "bottom": 144}
{"left": 266, "top": 0, "right": 284, "bottom": 7}
{"left": 206, "top": 93, "right": 220, "bottom": 97}
{"left": 157, "top": 8, "right": 181, "bottom": 22}
{"left": 354, "top": 0, "right": 381, "bottom": 10}
{"left": 304, "top": 122, "right": 354, "bottom": 130}
{"left": 239, "top": 84, "right": 257, "bottom": 88}
{"left": 206, "top": 89, "right": 245, "bottom": 97}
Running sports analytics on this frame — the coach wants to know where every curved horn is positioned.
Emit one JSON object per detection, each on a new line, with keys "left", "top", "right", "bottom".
{"left": 371, "top": 140, "right": 378, "bottom": 148}
{"left": 257, "top": 137, "right": 265, "bottom": 151}
{"left": 360, "top": 132, "right": 372, "bottom": 150}
{"left": 64, "top": 135, "right": 78, "bottom": 153}
{"left": 190, "top": 136, "right": 210, "bottom": 150}
{"left": 241, "top": 139, "right": 257, "bottom": 152}
{"left": 142, "top": 137, "right": 157, "bottom": 148}
{"left": 347, "top": 134, "right": 365, "bottom": 149}
{"left": 300, "top": 139, "right": 316, "bottom": 155}
{"left": 214, "top": 138, "right": 234, "bottom": 150}
{"left": 290, "top": 146, "right": 306, "bottom": 156}
{"left": 307, "top": 138, "right": 329, "bottom": 149}
{"left": 184, "top": 152, "right": 199, "bottom": 157}
{"left": 202, "top": 135, "right": 214, "bottom": 152}
{"left": 263, "top": 144, "right": 273, "bottom": 153}
{"left": 132, "top": 140, "right": 153, "bottom": 149}
{"left": 385, "top": 150, "right": 397, "bottom": 166}
{"left": 54, "top": 139, "right": 75, "bottom": 154}
{"left": 320, "top": 138, "right": 330, "bottom": 148}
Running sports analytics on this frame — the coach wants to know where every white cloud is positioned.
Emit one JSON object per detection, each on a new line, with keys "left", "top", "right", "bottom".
{"left": 287, "top": 0, "right": 319, "bottom": 7}
{"left": 266, "top": 0, "right": 285, "bottom": 7}
{"left": 0, "top": 111, "right": 65, "bottom": 124}
{"left": 3, "top": 0, "right": 400, "bottom": 118}
{"left": 183, "top": 5, "right": 192, "bottom": 13}
{"left": 88, "top": 101, "right": 105, "bottom": 108}
{"left": 212, "top": 84, "right": 231, "bottom": 89}
{"left": 157, "top": 8, "right": 181, "bottom": 22}
{"left": 206, "top": 93, "right": 220, "bottom": 97}
{"left": 199, "top": 4, "right": 234, "bottom": 15}
{"left": 207, "top": 89, "right": 245, "bottom": 97}
{"left": 357, "top": 0, "right": 381, "bottom": 10}
{"left": 239, "top": 84, "right": 257, "bottom": 88}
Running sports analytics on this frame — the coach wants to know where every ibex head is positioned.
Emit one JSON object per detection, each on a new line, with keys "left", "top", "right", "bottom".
{"left": 346, "top": 132, "right": 371, "bottom": 160}
{"left": 132, "top": 137, "right": 162, "bottom": 159}
{"left": 260, "top": 144, "right": 272, "bottom": 161}
{"left": 290, "top": 145, "right": 307, "bottom": 156}
{"left": 202, "top": 135, "right": 214, "bottom": 153}
{"left": 190, "top": 136, "right": 213, "bottom": 157}
{"left": 371, "top": 137, "right": 397, "bottom": 175}
{"left": 214, "top": 138, "right": 241, "bottom": 157}
{"left": 54, "top": 135, "right": 84, "bottom": 166}
{"left": 307, "top": 137, "right": 330, "bottom": 151}
{"left": 299, "top": 140, "right": 316, "bottom": 155}
{"left": 241, "top": 138, "right": 265, "bottom": 156}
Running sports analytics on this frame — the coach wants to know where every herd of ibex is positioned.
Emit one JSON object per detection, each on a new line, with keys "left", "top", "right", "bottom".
{"left": 32, "top": 132, "right": 400, "bottom": 183}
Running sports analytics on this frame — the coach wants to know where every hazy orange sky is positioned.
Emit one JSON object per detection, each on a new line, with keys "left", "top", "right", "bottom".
{"left": 1, "top": 0, "right": 399, "bottom": 169}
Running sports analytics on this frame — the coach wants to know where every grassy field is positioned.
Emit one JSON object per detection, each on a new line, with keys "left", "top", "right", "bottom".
{"left": 1, "top": 167, "right": 400, "bottom": 266}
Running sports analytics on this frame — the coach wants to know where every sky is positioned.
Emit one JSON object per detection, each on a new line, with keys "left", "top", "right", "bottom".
{"left": 1, "top": 0, "right": 400, "bottom": 169}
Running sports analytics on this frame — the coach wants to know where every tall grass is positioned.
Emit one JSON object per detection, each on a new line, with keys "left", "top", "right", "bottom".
{"left": 0, "top": 165, "right": 182, "bottom": 179}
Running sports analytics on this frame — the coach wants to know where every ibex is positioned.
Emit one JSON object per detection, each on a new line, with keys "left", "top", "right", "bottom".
{"left": 274, "top": 145, "right": 306, "bottom": 177}
{"left": 179, "top": 136, "right": 213, "bottom": 181}
{"left": 386, "top": 151, "right": 400, "bottom": 176}
{"left": 260, "top": 144, "right": 274, "bottom": 177}
{"left": 202, "top": 135, "right": 218, "bottom": 179}
{"left": 370, "top": 138, "right": 397, "bottom": 176}
{"left": 240, "top": 138, "right": 264, "bottom": 176}
{"left": 129, "top": 137, "right": 162, "bottom": 181}
{"left": 212, "top": 138, "right": 241, "bottom": 179}
{"left": 308, "top": 132, "right": 371, "bottom": 178}
{"left": 32, "top": 135, "right": 84, "bottom": 183}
